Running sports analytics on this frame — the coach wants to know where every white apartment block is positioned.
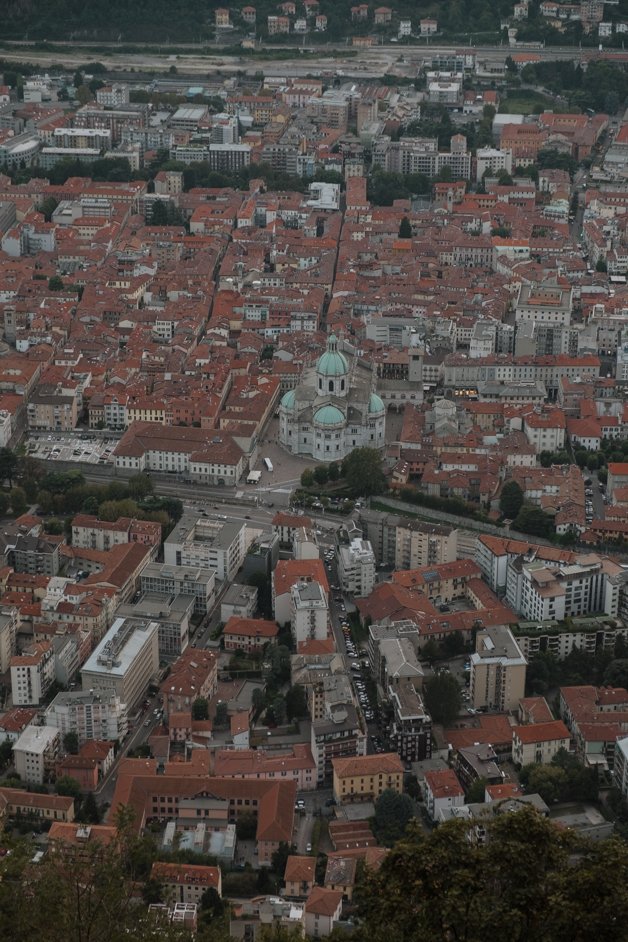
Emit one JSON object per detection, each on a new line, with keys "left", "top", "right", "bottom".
{"left": 338, "top": 538, "right": 376, "bottom": 597}
{"left": 614, "top": 736, "right": 628, "bottom": 798}
{"left": 45, "top": 690, "right": 129, "bottom": 745}
{"left": 80, "top": 617, "right": 159, "bottom": 709}
{"left": 10, "top": 642, "right": 55, "bottom": 706}
{"left": 291, "top": 580, "right": 329, "bottom": 646}
{"left": 476, "top": 147, "right": 513, "bottom": 182}
{"left": 13, "top": 725, "right": 59, "bottom": 785}
{"left": 164, "top": 513, "right": 246, "bottom": 582}
{"left": 507, "top": 556, "right": 622, "bottom": 623}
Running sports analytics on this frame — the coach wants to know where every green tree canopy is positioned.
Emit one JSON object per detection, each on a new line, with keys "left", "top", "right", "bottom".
{"left": 500, "top": 480, "right": 524, "bottom": 518}
{"left": 341, "top": 447, "right": 386, "bottom": 498}
{"left": 373, "top": 788, "right": 414, "bottom": 846}
{"left": 285, "top": 684, "right": 308, "bottom": 720}
{"left": 398, "top": 216, "right": 412, "bottom": 239}
{"left": 357, "top": 806, "right": 628, "bottom": 942}
{"left": 192, "top": 697, "right": 209, "bottom": 721}
{"left": 423, "top": 671, "right": 462, "bottom": 726}
{"left": 63, "top": 731, "right": 79, "bottom": 755}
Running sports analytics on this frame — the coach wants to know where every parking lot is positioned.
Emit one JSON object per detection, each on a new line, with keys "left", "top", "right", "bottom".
{"left": 26, "top": 432, "right": 116, "bottom": 466}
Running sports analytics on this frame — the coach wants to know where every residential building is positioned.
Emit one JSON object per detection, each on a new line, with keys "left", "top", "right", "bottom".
{"left": 10, "top": 641, "right": 55, "bottom": 706}
{"left": 338, "top": 538, "right": 376, "bottom": 597}
{"left": 13, "top": 533, "right": 60, "bottom": 576}
{"left": 512, "top": 720, "right": 571, "bottom": 766}
{"left": 273, "top": 559, "right": 329, "bottom": 626}
{"left": 13, "top": 724, "right": 60, "bottom": 785}
{"left": 0, "top": 787, "right": 74, "bottom": 823}
{"left": 423, "top": 768, "right": 465, "bottom": 821}
{"left": 304, "top": 887, "right": 343, "bottom": 939}
{"left": 388, "top": 677, "right": 432, "bottom": 761}
{"left": 80, "top": 617, "right": 159, "bottom": 709}
{"left": 71, "top": 514, "right": 161, "bottom": 553}
{"left": 332, "top": 752, "right": 404, "bottom": 803}
{"left": 150, "top": 863, "right": 222, "bottom": 906}
{"left": 161, "top": 647, "right": 218, "bottom": 718}
{"left": 469, "top": 626, "right": 527, "bottom": 711}
{"left": 45, "top": 690, "right": 129, "bottom": 745}
{"left": 164, "top": 513, "right": 247, "bottom": 582}
{"left": 360, "top": 510, "right": 458, "bottom": 568}
{"left": 140, "top": 562, "right": 216, "bottom": 615}
{"left": 0, "top": 606, "right": 17, "bottom": 674}
{"left": 213, "top": 744, "right": 317, "bottom": 791}
{"left": 284, "top": 855, "right": 316, "bottom": 898}
{"left": 311, "top": 702, "right": 367, "bottom": 786}
{"left": 0, "top": 707, "right": 36, "bottom": 744}
{"left": 290, "top": 580, "right": 329, "bottom": 646}
{"left": 223, "top": 616, "right": 279, "bottom": 653}
{"left": 116, "top": 592, "right": 194, "bottom": 657}
{"left": 220, "top": 583, "right": 258, "bottom": 621}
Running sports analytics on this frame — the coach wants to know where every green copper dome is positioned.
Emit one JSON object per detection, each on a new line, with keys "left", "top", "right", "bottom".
{"left": 281, "top": 389, "right": 296, "bottom": 409}
{"left": 313, "top": 405, "right": 345, "bottom": 426}
{"left": 317, "top": 334, "right": 348, "bottom": 378}
{"left": 368, "top": 393, "right": 385, "bottom": 414}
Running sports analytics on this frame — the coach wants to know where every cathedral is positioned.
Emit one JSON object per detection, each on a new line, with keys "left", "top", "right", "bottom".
{"left": 279, "top": 334, "right": 386, "bottom": 461}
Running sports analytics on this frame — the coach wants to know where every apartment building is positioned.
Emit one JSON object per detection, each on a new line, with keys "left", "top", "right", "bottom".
{"left": 388, "top": 677, "right": 432, "bottom": 762}
{"left": 223, "top": 616, "right": 279, "bottom": 653}
{"left": 470, "top": 626, "right": 527, "bottom": 712}
{"left": 512, "top": 720, "right": 571, "bottom": 766}
{"left": 164, "top": 513, "right": 246, "bottom": 582}
{"left": 213, "top": 744, "right": 317, "bottom": 791}
{"left": 150, "top": 863, "right": 222, "bottom": 906}
{"left": 332, "top": 752, "right": 403, "bottom": 804}
{"left": 13, "top": 533, "right": 60, "bottom": 576}
{"left": 338, "top": 538, "right": 376, "bottom": 598}
{"left": 10, "top": 641, "right": 55, "bottom": 706}
{"left": 291, "top": 580, "right": 329, "bottom": 647}
{"left": 13, "top": 724, "right": 60, "bottom": 785}
{"left": 71, "top": 514, "right": 161, "bottom": 553}
{"left": 0, "top": 787, "right": 74, "bottom": 823}
{"left": 80, "top": 617, "right": 159, "bottom": 709}
{"left": 311, "top": 703, "right": 367, "bottom": 786}
{"left": 140, "top": 562, "right": 216, "bottom": 615}
{"left": 161, "top": 647, "right": 218, "bottom": 718}
{"left": 507, "top": 555, "right": 623, "bottom": 622}
{"left": 116, "top": 592, "right": 194, "bottom": 657}
{"left": 423, "top": 768, "right": 465, "bottom": 822}
{"left": 361, "top": 510, "right": 458, "bottom": 568}
{"left": 45, "top": 690, "right": 129, "bottom": 745}
{"left": 0, "top": 606, "right": 17, "bottom": 674}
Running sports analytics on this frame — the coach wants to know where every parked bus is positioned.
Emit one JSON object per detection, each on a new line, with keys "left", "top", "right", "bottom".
{"left": 264, "top": 457, "right": 273, "bottom": 473}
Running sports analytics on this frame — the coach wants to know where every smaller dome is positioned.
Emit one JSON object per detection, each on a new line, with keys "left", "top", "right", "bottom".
{"left": 313, "top": 405, "right": 345, "bottom": 427}
{"left": 281, "top": 389, "right": 296, "bottom": 409}
{"left": 368, "top": 392, "right": 385, "bottom": 414}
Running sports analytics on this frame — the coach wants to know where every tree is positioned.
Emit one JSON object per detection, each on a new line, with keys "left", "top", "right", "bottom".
{"left": 76, "top": 84, "right": 93, "bottom": 105}
{"left": 596, "top": 258, "right": 608, "bottom": 273}
{"left": 271, "top": 841, "right": 294, "bottom": 877}
{"left": 0, "top": 739, "right": 13, "bottom": 771}
{"left": 513, "top": 503, "right": 554, "bottom": 539}
{"left": 373, "top": 789, "right": 414, "bottom": 845}
{"left": 466, "top": 776, "right": 488, "bottom": 803}
{"left": 212, "top": 702, "right": 228, "bottom": 728}
{"left": 9, "top": 487, "right": 27, "bottom": 516}
{"left": 236, "top": 810, "right": 257, "bottom": 840}
{"left": 286, "top": 684, "right": 308, "bottom": 720}
{"left": 192, "top": 697, "right": 209, "bottom": 721}
{"left": 127, "top": 474, "right": 153, "bottom": 499}
{"left": 300, "top": 468, "right": 314, "bottom": 487}
{"left": 48, "top": 275, "right": 64, "bottom": 291}
{"left": 341, "top": 447, "right": 386, "bottom": 498}
{"left": 63, "top": 731, "right": 79, "bottom": 755}
{"left": 603, "top": 659, "right": 628, "bottom": 689}
{"left": 313, "top": 465, "right": 329, "bottom": 486}
{"left": 398, "top": 215, "right": 412, "bottom": 239}
{"left": 499, "top": 480, "right": 524, "bottom": 518}
{"left": 200, "top": 885, "right": 225, "bottom": 919}
{"left": 423, "top": 671, "right": 462, "bottom": 727}
{"left": 79, "top": 791, "right": 102, "bottom": 824}
{"left": 252, "top": 687, "right": 265, "bottom": 717}
{"left": 39, "top": 196, "right": 58, "bottom": 222}
{"left": 0, "top": 448, "right": 18, "bottom": 488}
{"left": 328, "top": 462, "right": 339, "bottom": 482}
{"left": 55, "top": 775, "right": 81, "bottom": 798}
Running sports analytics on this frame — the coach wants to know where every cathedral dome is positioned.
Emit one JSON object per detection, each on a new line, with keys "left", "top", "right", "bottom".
{"left": 313, "top": 405, "right": 345, "bottom": 427}
{"left": 281, "top": 389, "right": 296, "bottom": 409}
{"left": 368, "top": 392, "right": 385, "bottom": 414}
{"left": 317, "top": 334, "right": 348, "bottom": 379}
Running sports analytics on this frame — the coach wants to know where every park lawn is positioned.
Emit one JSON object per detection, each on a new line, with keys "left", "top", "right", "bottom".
{"left": 499, "top": 93, "right": 554, "bottom": 115}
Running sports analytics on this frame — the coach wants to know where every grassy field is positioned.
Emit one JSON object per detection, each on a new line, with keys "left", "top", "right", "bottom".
{"left": 499, "top": 92, "right": 554, "bottom": 114}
